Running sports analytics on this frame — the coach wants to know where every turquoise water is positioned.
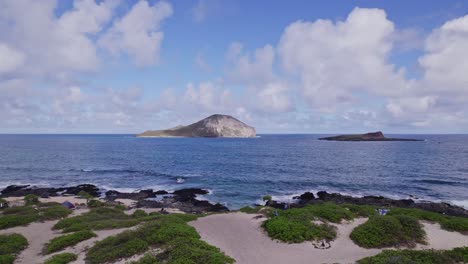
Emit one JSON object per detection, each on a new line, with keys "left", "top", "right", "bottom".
{"left": 0, "top": 134, "right": 467, "bottom": 209}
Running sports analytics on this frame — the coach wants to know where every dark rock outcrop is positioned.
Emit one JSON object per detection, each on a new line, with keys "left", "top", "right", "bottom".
{"left": 287, "top": 191, "right": 468, "bottom": 217}
{"left": 0, "top": 184, "right": 100, "bottom": 198}
{"left": 137, "top": 114, "right": 256, "bottom": 138}
{"left": 319, "top": 131, "right": 423, "bottom": 141}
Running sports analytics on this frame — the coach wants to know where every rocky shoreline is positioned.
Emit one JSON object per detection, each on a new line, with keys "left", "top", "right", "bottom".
{"left": 1, "top": 184, "right": 467, "bottom": 217}
{"left": 266, "top": 191, "right": 468, "bottom": 217}
{"left": 0, "top": 184, "right": 229, "bottom": 214}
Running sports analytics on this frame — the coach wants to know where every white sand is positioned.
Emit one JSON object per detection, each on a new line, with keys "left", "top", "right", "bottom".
{"left": 0, "top": 209, "right": 88, "bottom": 264}
{"left": 190, "top": 212, "right": 468, "bottom": 264}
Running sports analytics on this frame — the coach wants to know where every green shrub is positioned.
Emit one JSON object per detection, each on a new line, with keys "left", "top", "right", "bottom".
{"left": 0, "top": 234, "right": 28, "bottom": 255}
{"left": 388, "top": 207, "right": 468, "bottom": 233}
{"left": 0, "top": 233, "right": 28, "bottom": 264}
{"left": 239, "top": 206, "right": 262, "bottom": 214}
{"left": 45, "top": 230, "right": 97, "bottom": 254}
{"left": 0, "top": 254, "right": 15, "bottom": 264}
{"left": 54, "top": 207, "right": 139, "bottom": 233}
{"left": 262, "top": 195, "right": 272, "bottom": 202}
{"left": 350, "top": 215, "right": 425, "bottom": 248}
{"left": 342, "top": 204, "right": 377, "bottom": 217}
{"left": 0, "top": 204, "right": 71, "bottom": 230}
{"left": 87, "top": 199, "right": 104, "bottom": 208}
{"left": 263, "top": 216, "right": 336, "bottom": 243}
{"left": 43, "top": 253, "right": 78, "bottom": 264}
{"left": 24, "top": 194, "right": 39, "bottom": 205}
{"left": 128, "top": 253, "right": 160, "bottom": 264}
{"left": 85, "top": 213, "right": 233, "bottom": 264}
{"left": 358, "top": 247, "right": 468, "bottom": 264}
{"left": 132, "top": 209, "right": 148, "bottom": 218}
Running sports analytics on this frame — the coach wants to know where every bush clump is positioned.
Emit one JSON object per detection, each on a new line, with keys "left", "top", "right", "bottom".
{"left": 388, "top": 208, "right": 468, "bottom": 233}
{"left": 53, "top": 207, "right": 139, "bottom": 233}
{"left": 0, "top": 203, "right": 71, "bottom": 230}
{"left": 358, "top": 247, "right": 468, "bottom": 264}
{"left": 0, "top": 233, "right": 28, "bottom": 264}
{"left": 262, "top": 202, "right": 358, "bottom": 243}
{"left": 350, "top": 215, "right": 426, "bottom": 248}
{"left": 85, "top": 213, "right": 233, "bottom": 264}
{"left": 45, "top": 230, "right": 97, "bottom": 254}
{"left": 24, "top": 194, "right": 39, "bottom": 205}
{"left": 43, "top": 252, "right": 78, "bottom": 264}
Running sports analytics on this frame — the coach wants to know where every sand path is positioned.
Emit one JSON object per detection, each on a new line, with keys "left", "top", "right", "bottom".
{"left": 190, "top": 212, "right": 468, "bottom": 264}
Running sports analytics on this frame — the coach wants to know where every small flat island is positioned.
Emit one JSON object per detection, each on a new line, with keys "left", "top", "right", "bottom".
{"left": 319, "top": 131, "right": 423, "bottom": 141}
{"left": 137, "top": 114, "right": 256, "bottom": 138}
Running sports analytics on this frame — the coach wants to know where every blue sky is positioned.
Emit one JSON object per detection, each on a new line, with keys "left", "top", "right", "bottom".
{"left": 1, "top": 0, "right": 468, "bottom": 133}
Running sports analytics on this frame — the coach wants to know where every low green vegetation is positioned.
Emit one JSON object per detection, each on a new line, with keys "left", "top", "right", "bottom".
{"left": 387, "top": 208, "right": 468, "bottom": 233}
{"left": 262, "top": 195, "right": 272, "bottom": 202}
{"left": 24, "top": 194, "right": 39, "bottom": 205}
{"left": 350, "top": 215, "right": 426, "bottom": 248}
{"left": 85, "top": 213, "right": 233, "bottom": 264}
{"left": 262, "top": 202, "right": 371, "bottom": 243}
{"left": 53, "top": 207, "right": 140, "bottom": 233}
{"left": 0, "top": 233, "right": 28, "bottom": 264}
{"left": 43, "top": 252, "right": 78, "bottom": 264}
{"left": 129, "top": 253, "right": 160, "bottom": 264}
{"left": 45, "top": 230, "right": 97, "bottom": 254}
{"left": 358, "top": 247, "right": 468, "bottom": 264}
{"left": 239, "top": 206, "right": 262, "bottom": 214}
{"left": 0, "top": 203, "right": 71, "bottom": 230}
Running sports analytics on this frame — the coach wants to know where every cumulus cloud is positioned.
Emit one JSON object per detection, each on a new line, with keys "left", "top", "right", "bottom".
{"left": 419, "top": 14, "right": 468, "bottom": 94}
{"left": 0, "top": 43, "right": 25, "bottom": 74}
{"left": 98, "top": 0, "right": 173, "bottom": 66}
{"left": 278, "top": 7, "right": 410, "bottom": 108}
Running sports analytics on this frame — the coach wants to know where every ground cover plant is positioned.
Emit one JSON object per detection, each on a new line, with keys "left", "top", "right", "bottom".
{"left": 357, "top": 247, "right": 468, "bottom": 264}
{"left": 53, "top": 207, "right": 144, "bottom": 233}
{"left": 350, "top": 214, "right": 426, "bottom": 248}
{"left": 0, "top": 203, "right": 71, "bottom": 230}
{"left": 44, "top": 230, "right": 97, "bottom": 254}
{"left": 85, "top": 213, "right": 234, "bottom": 264}
{"left": 387, "top": 207, "right": 468, "bottom": 234}
{"left": 43, "top": 252, "right": 78, "bottom": 264}
{"left": 0, "top": 233, "right": 28, "bottom": 264}
{"left": 262, "top": 202, "right": 372, "bottom": 243}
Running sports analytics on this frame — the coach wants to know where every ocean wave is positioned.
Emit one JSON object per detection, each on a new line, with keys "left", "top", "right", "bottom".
{"left": 412, "top": 179, "right": 463, "bottom": 186}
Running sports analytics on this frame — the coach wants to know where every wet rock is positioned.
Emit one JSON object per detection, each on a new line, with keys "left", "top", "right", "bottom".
{"left": 62, "top": 184, "right": 100, "bottom": 197}
{"left": 105, "top": 189, "right": 156, "bottom": 200}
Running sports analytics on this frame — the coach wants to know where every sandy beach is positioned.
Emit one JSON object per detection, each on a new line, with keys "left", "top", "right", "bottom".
{"left": 190, "top": 212, "right": 468, "bottom": 264}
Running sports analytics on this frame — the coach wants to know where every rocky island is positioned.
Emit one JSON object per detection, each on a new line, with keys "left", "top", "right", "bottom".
{"left": 137, "top": 114, "right": 256, "bottom": 138}
{"left": 319, "top": 131, "right": 423, "bottom": 141}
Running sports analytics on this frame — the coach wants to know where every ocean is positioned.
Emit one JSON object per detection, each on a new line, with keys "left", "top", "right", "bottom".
{"left": 0, "top": 134, "right": 467, "bottom": 209}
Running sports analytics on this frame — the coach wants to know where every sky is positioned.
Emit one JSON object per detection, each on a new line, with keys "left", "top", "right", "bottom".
{"left": 1, "top": 0, "right": 468, "bottom": 134}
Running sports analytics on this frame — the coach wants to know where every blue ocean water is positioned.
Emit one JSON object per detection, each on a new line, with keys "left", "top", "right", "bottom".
{"left": 0, "top": 134, "right": 467, "bottom": 209}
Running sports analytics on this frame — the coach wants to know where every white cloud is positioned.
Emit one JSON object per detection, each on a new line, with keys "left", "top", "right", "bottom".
{"left": 98, "top": 0, "right": 173, "bottom": 66}
{"left": 278, "top": 7, "right": 409, "bottom": 108}
{"left": 0, "top": 0, "right": 118, "bottom": 78}
{"left": 226, "top": 42, "right": 275, "bottom": 84}
{"left": 419, "top": 14, "right": 468, "bottom": 94}
{"left": 0, "top": 43, "right": 25, "bottom": 74}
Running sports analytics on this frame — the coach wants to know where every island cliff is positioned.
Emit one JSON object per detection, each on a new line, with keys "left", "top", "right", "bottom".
{"left": 137, "top": 114, "right": 256, "bottom": 138}
{"left": 319, "top": 131, "right": 423, "bottom": 141}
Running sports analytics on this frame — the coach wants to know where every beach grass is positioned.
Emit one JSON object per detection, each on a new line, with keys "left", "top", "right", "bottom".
{"left": 350, "top": 214, "right": 426, "bottom": 248}
{"left": 358, "top": 247, "right": 468, "bottom": 264}
{"left": 43, "top": 252, "right": 78, "bottom": 264}
{"left": 44, "top": 230, "right": 97, "bottom": 254}
{"left": 0, "top": 203, "right": 71, "bottom": 230}
{"left": 85, "top": 213, "right": 233, "bottom": 264}
{"left": 0, "top": 233, "right": 28, "bottom": 264}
